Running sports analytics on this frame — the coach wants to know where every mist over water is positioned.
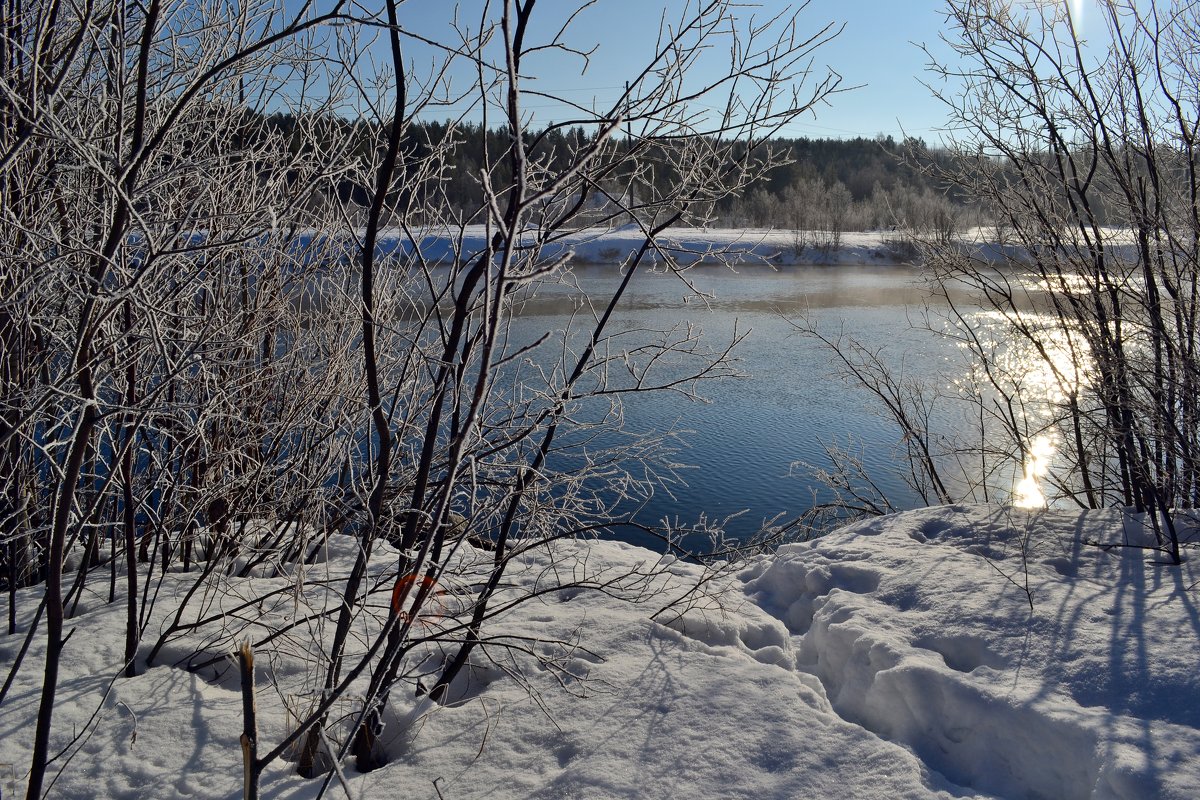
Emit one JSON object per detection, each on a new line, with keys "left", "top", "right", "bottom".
{"left": 506, "top": 263, "right": 973, "bottom": 544}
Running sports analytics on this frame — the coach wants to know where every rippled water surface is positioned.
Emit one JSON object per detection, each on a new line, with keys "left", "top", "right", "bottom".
{"left": 506, "top": 263, "right": 970, "bottom": 541}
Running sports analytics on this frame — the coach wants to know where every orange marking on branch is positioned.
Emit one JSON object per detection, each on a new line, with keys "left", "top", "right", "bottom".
{"left": 391, "top": 572, "right": 439, "bottom": 619}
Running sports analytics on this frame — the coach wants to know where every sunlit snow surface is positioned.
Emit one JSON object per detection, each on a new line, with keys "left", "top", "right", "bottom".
{"left": 2, "top": 505, "right": 1198, "bottom": 799}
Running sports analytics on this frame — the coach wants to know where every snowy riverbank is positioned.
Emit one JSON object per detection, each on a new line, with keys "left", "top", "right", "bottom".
{"left": 302, "top": 223, "right": 1140, "bottom": 269}
{"left": 2, "top": 504, "right": 1197, "bottom": 799}
{"left": 270, "top": 222, "right": 1150, "bottom": 271}
{"left": 301, "top": 224, "right": 905, "bottom": 267}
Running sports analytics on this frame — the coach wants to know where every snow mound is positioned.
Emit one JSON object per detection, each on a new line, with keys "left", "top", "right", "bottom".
{"left": 745, "top": 504, "right": 1200, "bottom": 800}
{"left": 3, "top": 506, "right": 1198, "bottom": 798}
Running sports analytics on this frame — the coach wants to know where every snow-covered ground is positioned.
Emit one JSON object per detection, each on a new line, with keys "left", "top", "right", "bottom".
{"left": 2, "top": 505, "right": 1197, "bottom": 799}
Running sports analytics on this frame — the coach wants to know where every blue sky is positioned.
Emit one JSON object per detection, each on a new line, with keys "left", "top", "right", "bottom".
{"left": 787, "top": 0, "right": 1090, "bottom": 140}
{"left": 794, "top": 0, "right": 958, "bottom": 139}
{"left": 332, "top": 1, "right": 1094, "bottom": 140}
{"left": 381, "top": 1, "right": 963, "bottom": 139}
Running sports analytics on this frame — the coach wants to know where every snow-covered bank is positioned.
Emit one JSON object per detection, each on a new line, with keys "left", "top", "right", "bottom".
{"left": 346, "top": 226, "right": 914, "bottom": 267}
{"left": 745, "top": 505, "right": 1200, "bottom": 800}
{"left": 2, "top": 505, "right": 1197, "bottom": 799}
{"left": 311, "top": 224, "right": 1140, "bottom": 269}
{"left": 525, "top": 226, "right": 901, "bottom": 267}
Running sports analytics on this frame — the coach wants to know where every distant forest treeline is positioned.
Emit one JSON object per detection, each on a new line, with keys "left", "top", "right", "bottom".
{"left": 257, "top": 113, "right": 972, "bottom": 235}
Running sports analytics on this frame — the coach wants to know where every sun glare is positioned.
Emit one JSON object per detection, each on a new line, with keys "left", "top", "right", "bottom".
{"left": 964, "top": 304, "right": 1093, "bottom": 509}
{"left": 1061, "top": 0, "right": 1086, "bottom": 29}
{"left": 1030, "top": 0, "right": 1085, "bottom": 27}
{"left": 1014, "top": 434, "right": 1058, "bottom": 508}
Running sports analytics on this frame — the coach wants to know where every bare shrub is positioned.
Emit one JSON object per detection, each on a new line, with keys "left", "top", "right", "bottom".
{"left": 800, "top": 0, "right": 1200, "bottom": 567}
{"left": 0, "top": 0, "right": 843, "bottom": 794}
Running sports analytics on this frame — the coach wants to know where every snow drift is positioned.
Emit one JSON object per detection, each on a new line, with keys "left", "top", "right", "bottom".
{"left": 1, "top": 504, "right": 1198, "bottom": 799}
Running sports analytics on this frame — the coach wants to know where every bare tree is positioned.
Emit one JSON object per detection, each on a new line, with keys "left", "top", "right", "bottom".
{"left": 926, "top": 0, "right": 1199, "bottom": 561}
{"left": 800, "top": 0, "right": 1198, "bottom": 565}
{"left": 1, "top": 0, "right": 842, "bottom": 796}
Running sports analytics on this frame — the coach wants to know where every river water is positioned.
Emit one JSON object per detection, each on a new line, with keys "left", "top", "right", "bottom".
{"left": 505, "top": 263, "right": 980, "bottom": 544}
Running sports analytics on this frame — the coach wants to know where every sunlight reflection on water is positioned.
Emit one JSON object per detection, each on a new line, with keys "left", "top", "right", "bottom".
{"left": 1014, "top": 433, "right": 1058, "bottom": 508}
{"left": 967, "top": 297, "right": 1092, "bottom": 507}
